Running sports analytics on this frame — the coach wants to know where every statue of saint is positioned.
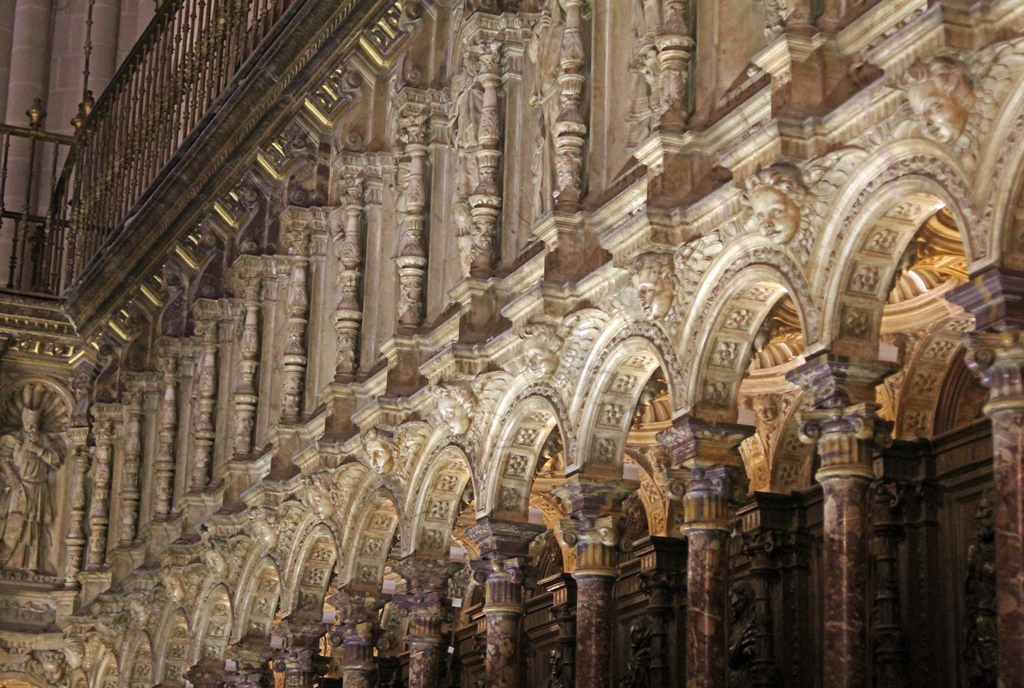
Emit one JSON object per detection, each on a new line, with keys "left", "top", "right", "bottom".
{"left": 0, "top": 406, "right": 63, "bottom": 571}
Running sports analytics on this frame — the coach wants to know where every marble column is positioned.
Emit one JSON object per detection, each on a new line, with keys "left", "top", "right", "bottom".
{"left": 330, "top": 588, "right": 386, "bottom": 688}
{"left": 467, "top": 518, "right": 543, "bottom": 688}
{"left": 659, "top": 415, "right": 752, "bottom": 688}
{"left": 560, "top": 476, "right": 635, "bottom": 688}
{"left": 273, "top": 618, "right": 328, "bottom": 688}
{"left": 394, "top": 558, "right": 459, "bottom": 688}
{"left": 950, "top": 268, "right": 1024, "bottom": 688}
{"left": 787, "top": 354, "right": 895, "bottom": 688}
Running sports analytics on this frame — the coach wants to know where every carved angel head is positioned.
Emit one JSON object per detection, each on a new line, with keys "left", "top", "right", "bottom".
{"left": 364, "top": 428, "right": 396, "bottom": 475}
{"left": 630, "top": 253, "right": 677, "bottom": 320}
{"left": 742, "top": 164, "right": 807, "bottom": 244}
{"left": 520, "top": 323, "right": 564, "bottom": 377}
{"left": 302, "top": 472, "right": 338, "bottom": 520}
{"left": 433, "top": 383, "right": 477, "bottom": 436}
{"left": 904, "top": 55, "right": 973, "bottom": 144}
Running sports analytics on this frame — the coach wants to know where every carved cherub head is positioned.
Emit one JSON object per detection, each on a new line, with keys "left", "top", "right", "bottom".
{"left": 742, "top": 164, "right": 807, "bottom": 244}
{"left": 364, "top": 428, "right": 395, "bottom": 475}
{"left": 520, "top": 323, "right": 563, "bottom": 377}
{"left": 630, "top": 253, "right": 677, "bottom": 320}
{"left": 433, "top": 383, "right": 476, "bottom": 436}
{"left": 904, "top": 55, "right": 974, "bottom": 144}
{"left": 21, "top": 406, "right": 41, "bottom": 434}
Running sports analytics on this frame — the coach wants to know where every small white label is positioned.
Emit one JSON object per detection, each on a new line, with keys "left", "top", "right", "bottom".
{"left": 448, "top": 646, "right": 456, "bottom": 654}
{"left": 383, "top": 579, "right": 397, "bottom": 594}
{"left": 528, "top": 507, "right": 545, "bottom": 525}
{"left": 451, "top": 597, "right": 463, "bottom": 608}
{"left": 623, "top": 461, "right": 641, "bottom": 481}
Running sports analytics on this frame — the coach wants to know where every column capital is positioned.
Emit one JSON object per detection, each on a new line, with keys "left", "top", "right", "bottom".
{"left": 786, "top": 352, "right": 897, "bottom": 409}
{"left": 465, "top": 516, "right": 545, "bottom": 560}
{"left": 184, "top": 660, "right": 229, "bottom": 688}
{"left": 947, "top": 266, "right": 1024, "bottom": 331}
{"left": 656, "top": 414, "right": 753, "bottom": 469}
{"left": 557, "top": 474, "right": 637, "bottom": 518}
{"left": 393, "top": 555, "right": 462, "bottom": 594}
{"left": 681, "top": 463, "right": 747, "bottom": 533}
{"left": 963, "top": 329, "right": 1024, "bottom": 412}
{"left": 273, "top": 616, "right": 327, "bottom": 649}
{"left": 798, "top": 403, "right": 893, "bottom": 481}
{"left": 329, "top": 588, "right": 387, "bottom": 625}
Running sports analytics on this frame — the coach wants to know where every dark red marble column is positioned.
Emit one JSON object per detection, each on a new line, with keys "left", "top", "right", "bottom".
{"left": 330, "top": 589, "right": 386, "bottom": 688}
{"left": 272, "top": 618, "right": 329, "bottom": 688}
{"left": 562, "top": 476, "right": 637, "bottom": 688}
{"left": 788, "top": 355, "right": 895, "bottom": 688}
{"left": 394, "top": 557, "right": 461, "bottom": 688}
{"left": 950, "top": 268, "right": 1024, "bottom": 688}
{"left": 964, "top": 331, "right": 1024, "bottom": 688}
{"left": 467, "top": 518, "right": 544, "bottom": 688}
{"left": 659, "top": 415, "right": 753, "bottom": 688}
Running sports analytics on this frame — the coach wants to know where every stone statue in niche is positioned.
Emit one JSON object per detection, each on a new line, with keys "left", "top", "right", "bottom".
{"left": 526, "top": 0, "right": 566, "bottom": 220}
{"left": 449, "top": 44, "right": 483, "bottom": 204}
{"left": 741, "top": 163, "right": 807, "bottom": 246}
{"left": 964, "top": 495, "right": 996, "bottom": 688}
{"left": 618, "top": 617, "right": 652, "bottom": 688}
{"left": 728, "top": 582, "right": 757, "bottom": 688}
{"left": 904, "top": 55, "right": 974, "bottom": 145}
{"left": 0, "top": 384, "right": 66, "bottom": 572}
{"left": 546, "top": 647, "right": 566, "bottom": 688}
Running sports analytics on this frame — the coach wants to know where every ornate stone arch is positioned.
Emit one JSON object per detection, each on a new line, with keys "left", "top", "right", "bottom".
{"left": 190, "top": 583, "right": 233, "bottom": 666}
{"left": 93, "top": 651, "right": 119, "bottom": 688}
{"left": 573, "top": 322, "right": 681, "bottom": 476}
{"left": 480, "top": 389, "right": 569, "bottom": 521}
{"left": 234, "top": 556, "right": 282, "bottom": 641}
{"left": 768, "top": 392, "right": 816, "bottom": 493}
{"left": 284, "top": 523, "right": 338, "bottom": 621}
{"left": 154, "top": 607, "right": 190, "bottom": 685}
{"left": 683, "top": 252, "right": 814, "bottom": 422}
{"left": 820, "top": 176, "right": 972, "bottom": 357}
{"left": 405, "top": 443, "right": 473, "bottom": 557}
{"left": 123, "top": 631, "right": 153, "bottom": 688}
{"left": 341, "top": 487, "right": 401, "bottom": 591}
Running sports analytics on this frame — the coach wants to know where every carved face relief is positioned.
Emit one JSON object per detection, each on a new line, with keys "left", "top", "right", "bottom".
{"left": 365, "top": 433, "right": 395, "bottom": 475}
{"left": 748, "top": 186, "right": 802, "bottom": 244}
{"left": 630, "top": 254, "right": 677, "bottom": 320}
{"left": 905, "top": 57, "right": 973, "bottom": 144}
{"left": 434, "top": 384, "right": 476, "bottom": 436}
{"left": 521, "top": 323, "right": 563, "bottom": 377}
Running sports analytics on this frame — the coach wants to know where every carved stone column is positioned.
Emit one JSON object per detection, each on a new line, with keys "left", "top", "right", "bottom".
{"left": 740, "top": 526, "right": 786, "bottom": 688}
{"left": 635, "top": 536, "right": 687, "bottom": 688}
{"left": 396, "top": 111, "right": 430, "bottom": 330}
{"left": 330, "top": 589, "right": 386, "bottom": 688}
{"left": 154, "top": 344, "right": 178, "bottom": 519}
{"left": 395, "top": 558, "right": 460, "bottom": 688}
{"left": 117, "top": 384, "right": 145, "bottom": 546}
{"left": 274, "top": 618, "right": 328, "bottom": 688}
{"left": 281, "top": 208, "right": 315, "bottom": 424}
{"left": 333, "top": 168, "right": 365, "bottom": 382}
{"left": 191, "top": 300, "right": 224, "bottom": 490}
{"left": 469, "top": 40, "right": 503, "bottom": 276}
{"left": 86, "top": 405, "right": 118, "bottom": 570}
{"left": 659, "top": 416, "right": 752, "bottom": 688}
{"left": 231, "top": 254, "right": 264, "bottom": 456}
{"left": 467, "top": 519, "right": 544, "bottom": 688}
{"left": 787, "top": 354, "right": 896, "bottom": 688}
{"left": 553, "top": 0, "right": 587, "bottom": 211}
{"left": 63, "top": 427, "right": 90, "bottom": 584}
{"left": 559, "top": 476, "right": 635, "bottom": 688}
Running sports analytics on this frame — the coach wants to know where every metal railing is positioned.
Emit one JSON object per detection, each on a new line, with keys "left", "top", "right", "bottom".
{"left": 0, "top": 121, "right": 74, "bottom": 296}
{"left": 33, "top": 0, "right": 299, "bottom": 296}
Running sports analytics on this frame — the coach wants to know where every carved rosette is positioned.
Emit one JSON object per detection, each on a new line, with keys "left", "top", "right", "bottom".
{"left": 281, "top": 209, "right": 315, "bottom": 424}
{"left": 334, "top": 170, "right": 365, "bottom": 381}
{"left": 154, "top": 346, "right": 178, "bottom": 519}
{"left": 231, "top": 254, "right": 265, "bottom": 455}
{"left": 396, "top": 111, "right": 430, "bottom": 330}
